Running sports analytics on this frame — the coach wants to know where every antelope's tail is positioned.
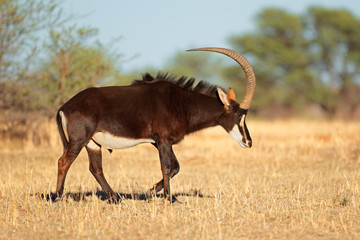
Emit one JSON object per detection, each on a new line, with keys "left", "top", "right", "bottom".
{"left": 56, "top": 110, "right": 69, "bottom": 151}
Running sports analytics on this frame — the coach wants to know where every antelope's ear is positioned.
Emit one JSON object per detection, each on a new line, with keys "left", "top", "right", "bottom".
{"left": 228, "top": 88, "right": 236, "bottom": 100}
{"left": 217, "top": 88, "right": 230, "bottom": 109}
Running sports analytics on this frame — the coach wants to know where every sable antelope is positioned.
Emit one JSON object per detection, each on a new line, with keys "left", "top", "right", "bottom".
{"left": 55, "top": 47, "right": 256, "bottom": 203}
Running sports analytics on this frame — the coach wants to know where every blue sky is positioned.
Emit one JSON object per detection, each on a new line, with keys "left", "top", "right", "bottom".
{"left": 62, "top": 0, "right": 360, "bottom": 73}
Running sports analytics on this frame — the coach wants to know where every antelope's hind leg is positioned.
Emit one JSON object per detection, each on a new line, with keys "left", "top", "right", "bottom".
{"left": 56, "top": 141, "right": 86, "bottom": 200}
{"left": 86, "top": 140, "right": 119, "bottom": 203}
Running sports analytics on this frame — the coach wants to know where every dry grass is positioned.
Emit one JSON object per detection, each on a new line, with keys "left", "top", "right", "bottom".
{"left": 0, "top": 119, "right": 360, "bottom": 239}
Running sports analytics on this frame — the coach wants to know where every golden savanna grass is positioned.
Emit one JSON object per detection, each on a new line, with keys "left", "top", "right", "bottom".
{"left": 0, "top": 119, "right": 360, "bottom": 239}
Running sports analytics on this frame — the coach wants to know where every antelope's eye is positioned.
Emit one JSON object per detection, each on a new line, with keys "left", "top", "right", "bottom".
{"left": 236, "top": 113, "right": 242, "bottom": 119}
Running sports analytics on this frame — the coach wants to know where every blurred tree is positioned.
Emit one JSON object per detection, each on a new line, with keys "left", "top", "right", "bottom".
{"left": 0, "top": 0, "right": 132, "bottom": 120}
{"left": 0, "top": 0, "right": 64, "bottom": 115}
{"left": 33, "top": 26, "right": 123, "bottom": 110}
{"left": 228, "top": 7, "right": 360, "bottom": 117}
{"left": 306, "top": 7, "right": 360, "bottom": 116}
{"left": 229, "top": 9, "right": 321, "bottom": 114}
{"left": 0, "top": 0, "right": 63, "bottom": 82}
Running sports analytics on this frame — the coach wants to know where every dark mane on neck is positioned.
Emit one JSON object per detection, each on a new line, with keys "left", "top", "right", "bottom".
{"left": 132, "top": 72, "right": 221, "bottom": 97}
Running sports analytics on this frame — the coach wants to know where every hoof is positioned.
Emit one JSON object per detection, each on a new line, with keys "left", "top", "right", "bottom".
{"left": 107, "top": 194, "right": 121, "bottom": 204}
{"left": 169, "top": 195, "right": 181, "bottom": 204}
{"left": 107, "top": 198, "right": 121, "bottom": 204}
{"left": 145, "top": 189, "right": 156, "bottom": 199}
{"left": 54, "top": 196, "right": 64, "bottom": 202}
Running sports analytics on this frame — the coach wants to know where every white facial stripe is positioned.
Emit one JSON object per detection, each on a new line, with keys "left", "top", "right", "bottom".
{"left": 239, "top": 115, "right": 248, "bottom": 142}
{"left": 92, "top": 132, "right": 155, "bottom": 150}
{"left": 59, "top": 111, "right": 69, "bottom": 142}
{"left": 240, "top": 115, "right": 245, "bottom": 128}
{"left": 87, "top": 139, "right": 100, "bottom": 150}
{"left": 229, "top": 125, "right": 246, "bottom": 148}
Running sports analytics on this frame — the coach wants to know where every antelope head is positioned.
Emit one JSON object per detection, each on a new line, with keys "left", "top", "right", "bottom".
{"left": 187, "top": 48, "right": 256, "bottom": 148}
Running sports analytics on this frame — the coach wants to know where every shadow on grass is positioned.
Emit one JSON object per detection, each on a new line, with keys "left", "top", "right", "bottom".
{"left": 36, "top": 189, "right": 210, "bottom": 204}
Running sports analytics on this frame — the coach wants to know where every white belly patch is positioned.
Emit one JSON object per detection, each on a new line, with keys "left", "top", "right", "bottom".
{"left": 90, "top": 132, "right": 155, "bottom": 150}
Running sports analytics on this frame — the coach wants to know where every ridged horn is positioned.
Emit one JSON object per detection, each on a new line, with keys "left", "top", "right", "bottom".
{"left": 187, "top": 47, "right": 256, "bottom": 110}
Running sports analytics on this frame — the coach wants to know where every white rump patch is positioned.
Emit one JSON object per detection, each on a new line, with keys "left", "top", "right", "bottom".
{"left": 92, "top": 132, "right": 155, "bottom": 150}
{"left": 59, "top": 111, "right": 69, "bottom": 142}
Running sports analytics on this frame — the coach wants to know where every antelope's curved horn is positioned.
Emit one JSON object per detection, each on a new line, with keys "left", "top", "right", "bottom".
{"left": 187, "top": 47, "right": 256, "bottom": 110}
